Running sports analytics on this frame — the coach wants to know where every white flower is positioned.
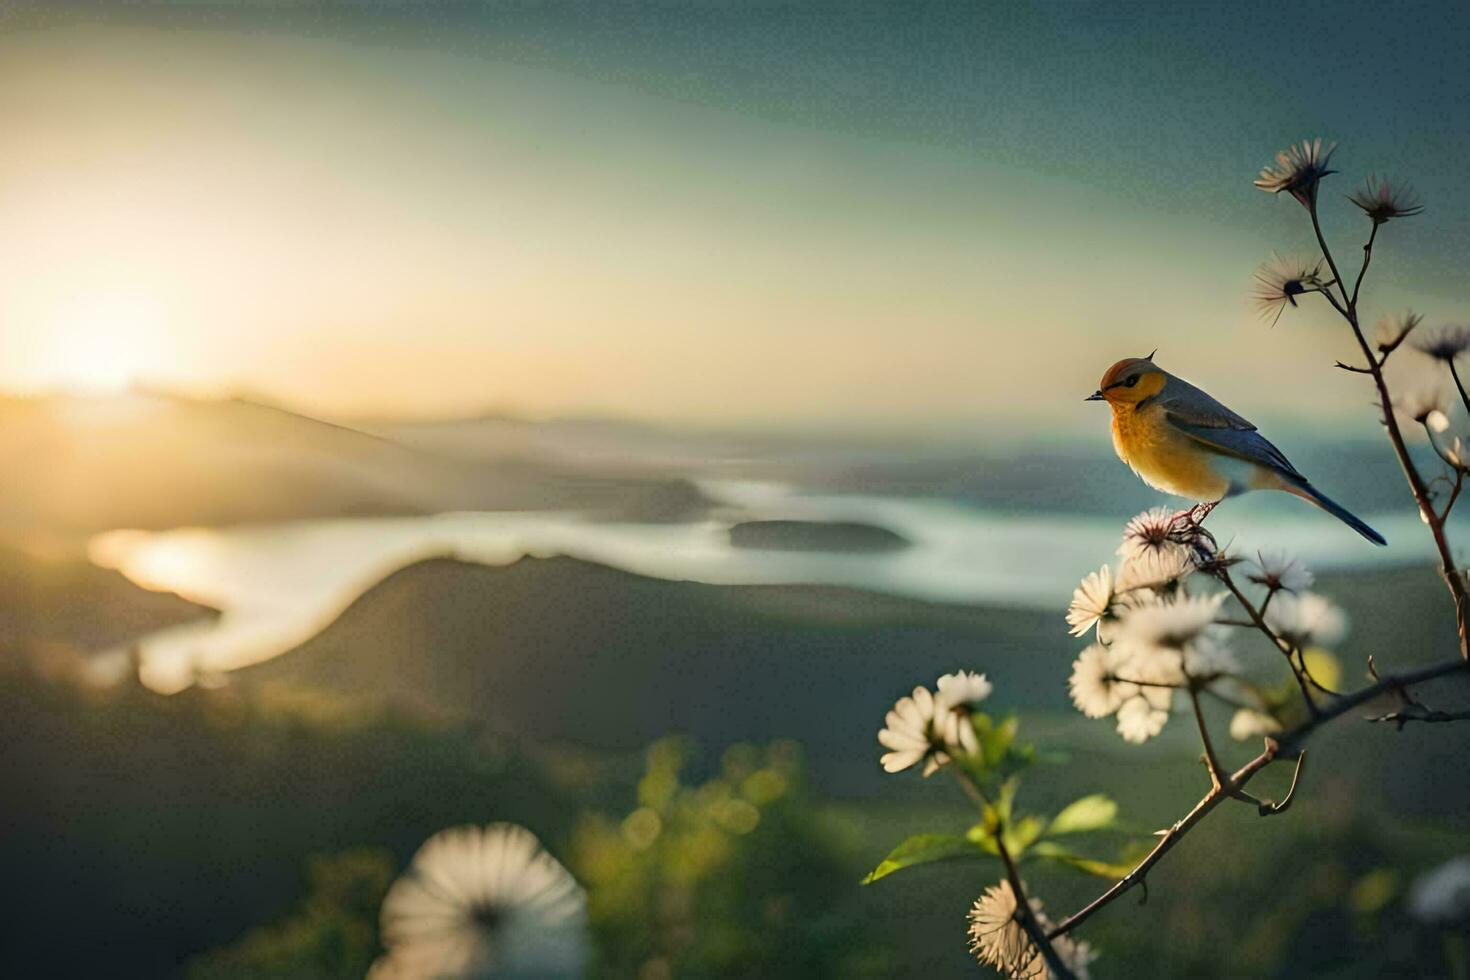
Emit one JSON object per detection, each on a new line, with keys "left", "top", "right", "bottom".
{"left": 1264, "top": 592, "right": 1347, "bottom": 648}
{"left": 1252, "top": 254, "right": 1326, "bottom": 327}
{"left": 935, "top": 671, "right": 992, "bottom": 755}
{"left": 937, "top": 670, "right": 993, "bottom": 710}
{"left": 371, "top": 823, "right": 587, "bottom": 980}
{"left": 1117, "top": 546, "right": 1195, "bottom": 594}
{"left": 1069, "top": 641, "right": 1188, "bottom": 742}
{"left": 1375, "top": 312, "right": 1423, "bottom": 352}
{"left": 878, "top": 685, "right": 946, "bottom": 776}
{"left": 1180, "top": 633, "right": 1239, "bottom": 679}
{"left": 967, "top": 880, "right": 1095, "bottom": 979}
{"left": 1392, "top": 372, "right": 1450, "bottom": 426}
{"left": 1229, "top": 707, "right": 1282, "bottom": 742}
{"left": 1115, "top": 686, "right": 1172, "bottom": 744}
{"left": 969, "top": 880, "right": 1038, "bottom": 978}
{"left": 1118, "top": 507, "right": 1179, "bottom": 562}
{"left": 1415, "top": 325, "right": 1470, "bottom": 363}
{"left": 1408, "top": 856, "right": 1470, "bottom": 926}
{"left": 1246, "top": 550, "right": 1314, "bottom": 593}
{"left": 1449, "top": 437, "right": 1469, "bottom": 469}
{"left": 1068, "top": 644, "right": 1133, "bottom": 719}
{"left": 1349, "top": 175, "right": 1423, "bottom": 225}
{"left": 1066, "top": 565, "right": 1114, "bottom": 638}
{"left": 1254, "top": 137, "right": 1337, "bottom": 207}
{"left": 1115, "top": 593, "right": 1227, "bottom": 652}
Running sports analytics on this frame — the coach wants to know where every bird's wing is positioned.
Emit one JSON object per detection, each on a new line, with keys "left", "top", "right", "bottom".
{"left": 1158, "top": 376, "right": 1304, "bottom": 478}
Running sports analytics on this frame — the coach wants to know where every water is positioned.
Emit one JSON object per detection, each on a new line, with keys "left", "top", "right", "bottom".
{"left": 89, "top": 481, "right": 1430, "bottom": 692}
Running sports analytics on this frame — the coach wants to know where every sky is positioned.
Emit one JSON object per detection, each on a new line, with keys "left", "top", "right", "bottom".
{"left": 1, "top": 1, "right": 1468, "bottom": 436}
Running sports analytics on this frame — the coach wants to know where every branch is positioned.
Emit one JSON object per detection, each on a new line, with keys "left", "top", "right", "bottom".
{"left": 1187, "top": 683, "right": 1224, "bottom": 790}
{"left": 952, "top": 768, "right": 1077, "bottom": 980}
{"left": 1349, "top": 220, "right": 1379, "bottom": 308}
{"left": 1049, "top": 656, "right": 1470, "bottom": 940}
{"left": 1307, "top": 198, "right": 1470, "bottom": 659}
{"left": 1047, "top": 746, "right": 1277, "bottom": 939}
{"left": 1450, "top": 359, "right": 1470, "bottom": 419}
{"left": 1209, "top": 563, "right": 1319, "bottom": 714}
{"left": 1369, "top": 703, "right": 1470, "bottom": 727}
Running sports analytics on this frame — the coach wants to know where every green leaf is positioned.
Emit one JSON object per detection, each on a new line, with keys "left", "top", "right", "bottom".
{"left": 967, "top": 806, "right": 1044, "bottom": 859}
{"left": 1045, "top": 795, "right": 1118, "bottom": 837}
{"left": 861, "top": 834, "right": 991, "bottom": 885}
{"left": 1030, "top": 841, "right": 1133, "bottom": 879}
{"left": 978, "top": 714, "right": 1019, "bottom": 769}
{"left": 1006, "top": 814, "right": 1046, "bottom": 855}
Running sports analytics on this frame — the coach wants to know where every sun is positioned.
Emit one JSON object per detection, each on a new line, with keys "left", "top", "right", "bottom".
{"left": 36, "top": 292, "right": 165, "bottom": 395}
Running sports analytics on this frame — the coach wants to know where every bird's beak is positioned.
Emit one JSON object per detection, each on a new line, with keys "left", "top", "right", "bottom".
{"left": 1085, "top": 390, "right": 1105, "bottom": 402}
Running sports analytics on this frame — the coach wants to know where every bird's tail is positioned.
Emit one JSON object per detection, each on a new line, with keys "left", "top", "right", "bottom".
{"left": 1288, "top": 481, "right": 1387, "bottom": 546}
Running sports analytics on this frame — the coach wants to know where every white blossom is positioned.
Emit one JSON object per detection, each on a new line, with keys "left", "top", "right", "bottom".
{"left": 1246, "top": 550, "right": 1314, "bottom": 594}
{"left": 968, "top": 880, "right": 1095, "bottom": 979}
{"left": 1264, "top": 592, "right": 1347, "bottom": 648}
{"left": 1228, "top": 707, "right": 1282, "bottom": 742}
{"left": 371, "top": 823, "right": 587, "bottom": 980}
{"left": 1375, "top": 312, "right": 1423, "bottom": 352}
{"left": 1349, "top": 175, "right": 1423, "bottom": 225}
{"left": 1118, "top": 507, "right": 1179, "bottom": 563}
{"left": 1254, "top": 137, "right": 1337, "bottom": 207}
{"left": 1408, "top": 856, "right": 1470, "bottom": 926}
{"left": 878, "top": 685, "right": 946, "bottom": 776}
{"left": 1253, "top": 254, "right": 1326, "bottom": 326}
{"left": 1115, "top": 687, "right": 1172, "bottom": 744}
{"left": 1066, "top": 565, "right": 1114, "bottom": 638}
{"left": 935, "top": 671, "right": 993, "bottom": 755}
{"left": 1117, "top": 546, "right": 1195, "bottom": 594}
{"left": 1068, "top": 644, "right": 1133, "bottom": 719}
{"left": 1115, "top": 593, "right": 1227, "bottom": 652}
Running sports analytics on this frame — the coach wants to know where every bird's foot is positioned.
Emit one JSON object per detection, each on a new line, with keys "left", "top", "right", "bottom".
{"left": 1167, "top": 502, "right": 1220, "bottom": 559}
{"left": 1188, "top": 500, "right": 1219, "bottom": 524}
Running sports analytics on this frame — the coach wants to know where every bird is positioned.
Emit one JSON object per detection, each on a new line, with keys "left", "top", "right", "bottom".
{"left": 1087, "top": 352, "right": 1386, "bottom": 545}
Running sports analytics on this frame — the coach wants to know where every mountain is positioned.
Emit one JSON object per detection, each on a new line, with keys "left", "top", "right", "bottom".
{"left": 236, "top": 553, "right": 1462, "bottom": 796}
{"left": 0, "top": 392, "right": 710, "bottom": 544}
{"left": 236, "top": 555, "right": 1055, "bottom": 788}
{"left": 0, "top": 543, "right": 205, "bottom": 657}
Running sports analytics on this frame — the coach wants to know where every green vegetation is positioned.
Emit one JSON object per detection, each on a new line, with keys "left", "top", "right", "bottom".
{"left": 3, "top": 557, "right": 1467, "bottom": 977}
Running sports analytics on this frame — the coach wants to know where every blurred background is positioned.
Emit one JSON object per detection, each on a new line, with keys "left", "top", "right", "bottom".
{"left": 2, "top": 1, "right": 1469, "bottom": 976}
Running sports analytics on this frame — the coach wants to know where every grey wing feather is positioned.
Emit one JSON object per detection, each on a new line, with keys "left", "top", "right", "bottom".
{"left": 1157, "top": 375, "right": 1304, "bottom": 479}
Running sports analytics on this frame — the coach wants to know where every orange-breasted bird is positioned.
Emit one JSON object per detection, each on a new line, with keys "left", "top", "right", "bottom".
{"left": 1088, "top": 353, "right": 1386, "bottom": 545}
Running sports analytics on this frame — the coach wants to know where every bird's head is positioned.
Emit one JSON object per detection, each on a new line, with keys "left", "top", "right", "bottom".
{"left": 1087, "top": 351, "right": 1167, "bottom": 406}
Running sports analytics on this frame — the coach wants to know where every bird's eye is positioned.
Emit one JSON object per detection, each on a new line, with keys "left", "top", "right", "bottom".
{"left": 1124, "top": 375, "right": 1139, "bottom": 388}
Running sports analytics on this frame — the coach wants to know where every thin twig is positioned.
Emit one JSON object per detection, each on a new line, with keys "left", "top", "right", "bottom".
{"left": 1350, "top": 220, "right": 1379, "bottom": 308}
{"left": 1048, "top": 746, "right": 1278, "bottom": 939}
{"left": 1450, "top": 359, "right": 1470, "bottom": 419}
{"left": 1255, "top": 751, "right": 1306, "bottom": 816}
{"left": 1211, "top": 564, "right": 1318, "bottom": 714}
{"left": 1369, "top": 703, "right": 1470, "bottom": 727}
{"left": 1187, "top": 683, "right": 1224, "bottom": 789}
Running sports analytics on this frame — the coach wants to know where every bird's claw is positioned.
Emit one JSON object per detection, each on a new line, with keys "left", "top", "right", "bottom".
{"left": 1166, "top": 502, "right": 1220, "bottom": 559}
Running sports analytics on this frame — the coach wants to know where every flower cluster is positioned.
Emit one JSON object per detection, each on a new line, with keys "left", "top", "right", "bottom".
{"left": 969, "top": 879, "right": 1096, "bottom": 979}
{"left": 877, "top": 670, "right": 992, "bottom": 775}
{"left": 1064, "top": 509, "right": 1350, "bottom": 744}
{"left": 1064, "top": 508, "right": 1226, "bottom": 742}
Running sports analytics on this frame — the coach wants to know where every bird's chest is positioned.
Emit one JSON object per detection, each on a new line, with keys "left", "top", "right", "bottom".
{"left": 1111, "top": 407, "right": 1230, "bottom": 500}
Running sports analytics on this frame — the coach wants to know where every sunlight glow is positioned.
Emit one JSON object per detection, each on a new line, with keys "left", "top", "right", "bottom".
{"left": 34, "top": 292, "right": 166, "bottom": 395}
